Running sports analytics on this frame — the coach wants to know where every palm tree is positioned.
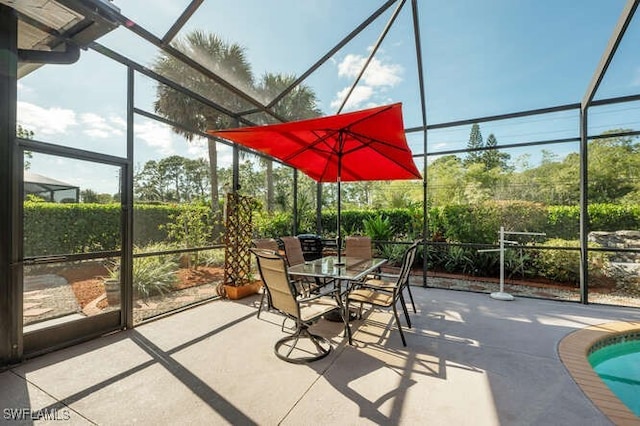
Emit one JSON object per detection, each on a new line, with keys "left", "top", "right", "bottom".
{"left": 153, "top": 31, "right": 255, "bottom": 229}
{"left": 255, "top": 73, "right": 322, "bottom": 212}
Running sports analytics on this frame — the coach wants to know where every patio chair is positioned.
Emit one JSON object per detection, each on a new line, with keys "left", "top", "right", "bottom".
{"left": 345, "top": 236, "right": 372, "bottom": 259}
{"left": 344, "top": 235, "right": 380, "bottom": 282}
{"left": 346, "top": 240, "right": 421, "bottom": 346}
{"left": 361, "top": 240, "right": 422, "bottom": 314}
{"left": 280, "top": 236, "right": 329, "bottom": 294}
{"left": 252, "top": 238, "right": 280, "bottom": 318}
{"left": 279, "top": 236, "right": 306, "bottom": 266}
{"left": 251, "top": 248, "right": 345, "bottom": 363}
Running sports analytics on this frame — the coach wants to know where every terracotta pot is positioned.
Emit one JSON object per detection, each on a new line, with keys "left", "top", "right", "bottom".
{"left": 224, "top": 281, "right": 262, "bottom": 300}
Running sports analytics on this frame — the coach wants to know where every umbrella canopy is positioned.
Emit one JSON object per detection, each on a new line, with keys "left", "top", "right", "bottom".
{"left": 209, "top": 103, "right": 421, "bottom": 182}
{"left": 209, "top": 102, "right": 421, "bottom": 261}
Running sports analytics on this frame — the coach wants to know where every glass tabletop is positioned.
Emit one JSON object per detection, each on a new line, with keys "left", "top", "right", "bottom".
{"left": 287, "top": 256, "right": 387, "bottom": 281}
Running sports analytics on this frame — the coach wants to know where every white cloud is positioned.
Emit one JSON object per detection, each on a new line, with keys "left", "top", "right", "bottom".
{"left": 337, "top": 54, "right": 403, "bottom": 87}
{"left": 217, "top": 144, "right": 234, "bottom": 168}
{"left": 110, "top": 116, "right": 127, "bottom": 128}
{"left": 81, "top": 113, "right": 126, "bottom": 139}
{"left": 331, "top": 53, "right": 403, "bottom": 110}
{"left": 135, "top": 121, "right": 175, "bottom": 155}
{"left": 330, "top": 86, "right": 374, "bottom": 110}
{"left": 186, "top": 136, "right": 209, "bottom": 158}
{"left": 17, "top": 101, "right": 77, "bottom": 135}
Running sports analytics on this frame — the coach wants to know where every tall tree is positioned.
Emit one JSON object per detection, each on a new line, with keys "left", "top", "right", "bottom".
{"left": 463, "top": 123, "right": 484, "bottom": 166}
{"left": 153, "top": 31, "right": 255, "bottom": 230}
{"left": 255, "top": 73, "right": 321, "bottom": 212}
{"left": 134, "top": 160, "right": 164, "bottom": 201}
{"left": 588, "top": 129, "right": 640, "bottom": 203}
{"left": 158, "top": 155, "right": 186, "bottom": 202}
{"left": 425, "top": 154, "right": 466, "bottom": 205}
{"left": 134, "top": 156, "right": 211, "bottom": 203}
{"left": 482, "top": 133, "right": 511, "bottom": 171}
{"left": 183, "top": 157, "right": 210, "bottom": 200}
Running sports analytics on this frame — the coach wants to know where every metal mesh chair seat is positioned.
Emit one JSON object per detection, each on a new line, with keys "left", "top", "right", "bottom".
{"left": 362, "top": 272, "right": 417, "bottom": 314}
{"left": 347, "top": 288, "right": 393, "bottom": 306}
{"left": 298, "top": 297, "right": 341, "bottom": 322}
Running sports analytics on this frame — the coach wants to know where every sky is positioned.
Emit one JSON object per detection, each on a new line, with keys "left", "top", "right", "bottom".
{"left": 16, "top": 0, "right": 640, "bottom": 195}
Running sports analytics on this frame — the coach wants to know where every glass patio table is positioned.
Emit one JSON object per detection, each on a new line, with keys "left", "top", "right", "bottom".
{"left": 287, "top": 256, "right": 387, "bottom": 282}
{"left": 288, "top": 256, "right": 387, "bottom": 331}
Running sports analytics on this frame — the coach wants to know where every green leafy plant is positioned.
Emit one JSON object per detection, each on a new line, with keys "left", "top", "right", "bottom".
{"left": 471, "top": 251, "right": 500, "bottom": 277}
{"left": 194, "top": 247, "right": 225, "bottom": 268}
{"left": 424, "top": 244, "right": 447, "bottom": 270}
{"left": 163, "top": 201, "right": 214, "bottom": 268}
{"left": 378, "top": 242, "right": 407, "bottom": 266}
{"left": 363, "top": 214, "right": 395, "bottom": 256}
{"left": 533, "top": 239, "right": 609, "bottom": 284}
{"left": 503, "top": 248, "right": 535, "bottom": 279}
{"left": 444, "top": 245, "right": 474, "bottom": 274}
{"left": 107, "top": 243, "right": 179, "bottom": 299}
{"left": 363, "top": 215, "right": 394, "bottom": 241}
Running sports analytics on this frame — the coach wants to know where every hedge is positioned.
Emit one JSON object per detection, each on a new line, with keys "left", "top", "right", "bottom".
{"left": 24, "top": 202, "right": 203, "bottom": 256}
{"left": 23, "top": 201, "right": 640, "bottom": 257}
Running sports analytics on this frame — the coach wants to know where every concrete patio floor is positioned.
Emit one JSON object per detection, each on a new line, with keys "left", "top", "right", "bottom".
{"left": 2, "top": 287, "right": 640, "bottom": 425}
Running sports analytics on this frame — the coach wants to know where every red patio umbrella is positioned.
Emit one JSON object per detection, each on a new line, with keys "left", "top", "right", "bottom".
{"left": 209, "top": 102, "right": 421, "bottom": 263}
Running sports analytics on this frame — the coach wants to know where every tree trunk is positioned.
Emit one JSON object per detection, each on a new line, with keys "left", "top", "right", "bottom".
{"left": 208, "top": 138, "right": 221, "bottom": 240}
{"left": 266, "top": 159, "right": 274, "bottom": 213}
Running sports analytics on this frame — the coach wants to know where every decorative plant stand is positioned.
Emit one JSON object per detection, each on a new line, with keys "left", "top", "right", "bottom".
{"left": 222, "top": 192, "right": 255, "bottom": 299}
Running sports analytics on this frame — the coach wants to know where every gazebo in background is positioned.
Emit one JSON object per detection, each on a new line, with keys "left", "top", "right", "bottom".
{"left": 24, "top": 171, "right": 79, "bottom": 203}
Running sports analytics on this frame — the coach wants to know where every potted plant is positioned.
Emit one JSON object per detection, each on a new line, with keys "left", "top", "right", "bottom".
{"left": 222, "top": 276, "right": 262, "bottom": 300}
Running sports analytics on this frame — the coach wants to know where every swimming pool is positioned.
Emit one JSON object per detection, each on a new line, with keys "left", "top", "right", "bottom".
{"left": 589, "top": 338, "right": 640, "bottom": 417}
{"left": 559, "top": 321, "right": 640, "bottom": 423}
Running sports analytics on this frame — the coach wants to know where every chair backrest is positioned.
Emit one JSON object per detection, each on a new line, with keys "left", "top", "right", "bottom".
{"left": 394, "top": 240, "right": 421, "bottom": 298}
{"left": 345, "top": 236, "right": 372, "bottom": 259}
{"left": 279, "top": 236, "right": 306, "bottom": 266}
{"left": 252, "top": 238, "right": 279, "bottom": 251}
{"left": 251, "top": 249, "right": 299, "bottom": 317}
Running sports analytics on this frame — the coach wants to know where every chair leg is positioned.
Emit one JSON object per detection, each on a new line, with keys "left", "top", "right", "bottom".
{"left": 399, "top": 293, "right": 412, "bottom": 329}
{"left": 392, "top": 304, "right": 407, "bottom": 347}
{"left": 274, "top": 324, "right": 332, "bottom": 364}
{"left": 257, "top": 290, "right": 266, "bottom": 318}
{"left": 405, "top": 283, "right": 417, "bottom": 313}
{"left": 345, "top": 299, "right": 353, "bottom": 345}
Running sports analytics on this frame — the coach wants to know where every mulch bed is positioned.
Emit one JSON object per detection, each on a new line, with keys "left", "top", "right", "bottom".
{"left": 58, "top": 263, "right": 225, "bottom": 309}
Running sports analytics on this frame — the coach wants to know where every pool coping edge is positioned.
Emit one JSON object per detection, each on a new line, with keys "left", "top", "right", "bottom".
{"left": 558, "top": 321, "right": 640, "bottom": 425}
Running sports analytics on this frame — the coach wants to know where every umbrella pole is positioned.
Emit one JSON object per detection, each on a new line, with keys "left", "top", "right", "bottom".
{"left": 336, "top": 175, "right": 343, "bottom": 265}
{"left": 336, "top": 134, "right": 344, "bottom": 266}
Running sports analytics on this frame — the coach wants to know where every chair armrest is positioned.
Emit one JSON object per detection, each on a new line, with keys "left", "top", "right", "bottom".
{"left": 298, "top": 286, "right": 340, "bottom": 302}
{"left": 374, "top": 272, "right": 398, "bottom": 279}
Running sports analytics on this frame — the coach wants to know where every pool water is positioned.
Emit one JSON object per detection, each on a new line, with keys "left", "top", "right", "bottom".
{"left": 588, "top": 340, "right": 640, "bottom": 417}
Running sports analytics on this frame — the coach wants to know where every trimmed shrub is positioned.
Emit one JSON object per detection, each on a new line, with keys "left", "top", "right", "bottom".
{"left": 547, "top": 203, "right": 640, "bottom": 240}
{"left": 24, "top": 202, "right": 121, "bottom": 256}
{"left": 23, "top": 202, "right": 213, "bottom": 257}
{"left": 532, "top": 239, "right": 609, "bottom": 285}
{"left": 253, "top": 211, "right": 293, "bottom": 237}
{"left": 430, "top": 200, "right": 548, "bottom": 244}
